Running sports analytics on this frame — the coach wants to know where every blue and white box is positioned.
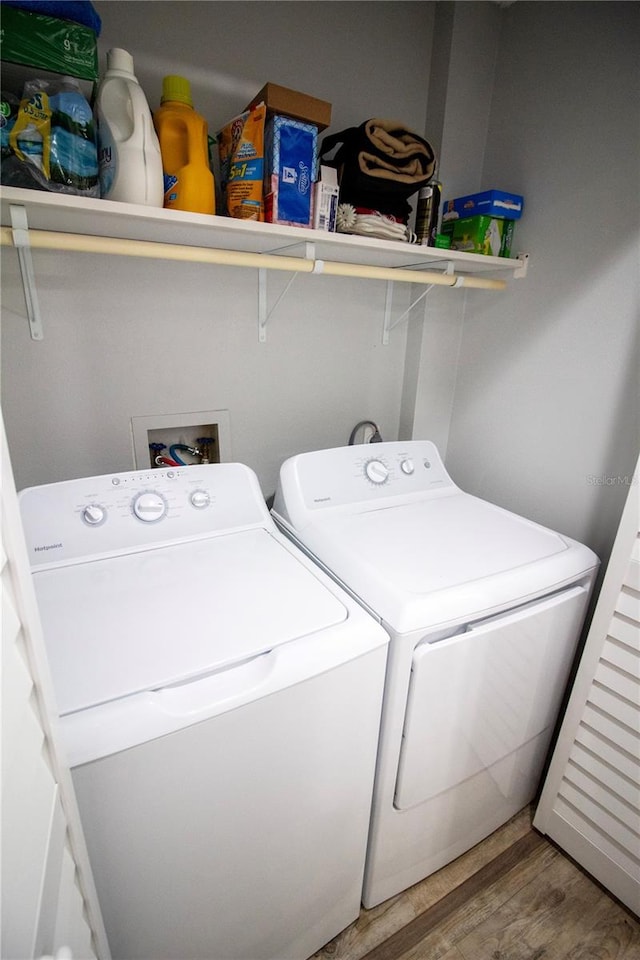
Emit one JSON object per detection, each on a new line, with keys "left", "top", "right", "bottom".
{"left": 312, "top": 164, "right": 339, "bottom": 231}
{"left": 442, "top": 189, "right": 524, "bottom": 221}
{"left": 265, "top": 115, "right": 317, "bottom": 227}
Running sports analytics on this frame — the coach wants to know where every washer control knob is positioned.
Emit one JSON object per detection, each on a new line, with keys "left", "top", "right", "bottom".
{"left": 82, "top": 503, "right": 106, "bottom": 526}
{"left": 400, "top": 458, "right": 415, "bottom": 475}
{"left": 190, "top": 489, "right": 210, "bottom": 509}
{"left": 132, "top": 491, "right": 167, "bottom": 523}
{"left": 365, "top": 459, "right": 390, "bottom": 485}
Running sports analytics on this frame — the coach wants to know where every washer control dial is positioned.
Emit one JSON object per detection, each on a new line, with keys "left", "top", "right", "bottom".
{"left": 190, "top": 489, "right": 210, "bottom": 509}
{"left": 132, "top": 491, "right": 167, "bottom": 523}
{"left": 365, "top": 459, "right": 390, "bottom": 485}
{"left": 400, "top": 458, "right": 415, "bottom": 475}
{"left": 82, "top": 503, "right": 106, "bottom": 526}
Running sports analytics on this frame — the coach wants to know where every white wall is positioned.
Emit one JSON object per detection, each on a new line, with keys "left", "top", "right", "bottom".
{"left": 1, "top": 1, "right": 435, "bottom": 497}
{"left": 444, "top": 1, "right": 640, "bottom": 565}
{"left": 96, "top": 0, "right": 434, "bottom": 141}
{"left": 406, "top": 1, "right": 503, "bottom": 451}
{"left": 434, "top": 0, "right": 502, "bottom": 198}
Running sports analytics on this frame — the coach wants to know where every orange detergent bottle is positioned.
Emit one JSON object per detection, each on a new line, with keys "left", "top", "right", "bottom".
{"left": 153, "top": 75, "right": 215, "bottom": 215}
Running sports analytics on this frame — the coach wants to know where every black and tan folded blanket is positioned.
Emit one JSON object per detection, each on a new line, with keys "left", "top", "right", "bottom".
{"left": 320, "top": 119, "right": 435, "bottom": 222}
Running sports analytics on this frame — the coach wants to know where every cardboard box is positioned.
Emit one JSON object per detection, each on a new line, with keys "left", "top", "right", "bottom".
{"left": 0, "top": 4, "right": 98, "bottom": 99}
{"left": 312, "top": 165, "right": 339, "bottom": 231}
{"left": 264, "top": 115, "right": 317, "bottom": 227}
{"left": 441, "top": 214, "right": 515, "bottom": 258}
{"left": 442, "top": 189, "right": 523, "bottom": 221}
{"left": 247, "top": 82, "right": 331, "bottom": 131}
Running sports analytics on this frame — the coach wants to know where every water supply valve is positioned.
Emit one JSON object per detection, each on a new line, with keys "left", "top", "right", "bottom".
{"left": 196, "top": 437, "right": 216, "bottom": 464}
{"left": 150, "top": 442, "right": 180, "bottom": 467}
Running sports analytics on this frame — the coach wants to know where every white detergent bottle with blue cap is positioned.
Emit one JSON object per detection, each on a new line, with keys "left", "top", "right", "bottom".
{"left": 96, "top": 47, "right": 164, "bottom": 206}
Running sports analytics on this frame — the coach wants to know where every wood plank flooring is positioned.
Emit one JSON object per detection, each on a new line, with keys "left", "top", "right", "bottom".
{"left": 313, "top": 807, "right": 640, "bottom": 960}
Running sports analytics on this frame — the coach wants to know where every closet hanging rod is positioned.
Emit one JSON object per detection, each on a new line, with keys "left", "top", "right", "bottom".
{"left": 0, "top": 226, "right": 507, "bottom": 290}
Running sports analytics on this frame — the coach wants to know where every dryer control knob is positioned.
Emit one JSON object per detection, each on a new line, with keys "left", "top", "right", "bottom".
{"left": 82, "top": 504, "right": 106, "bottom": 526}
{"left": 365, "top": 459, "right": 390, "bottom": 485}
{"left": 400, "top": 458, "right": 415, "bottom": 475}
{"left": 132, "top": 491, "right": 167, "bottom": 523}
{"left": 190, "top": 489, "right": 210, "bottom": 509}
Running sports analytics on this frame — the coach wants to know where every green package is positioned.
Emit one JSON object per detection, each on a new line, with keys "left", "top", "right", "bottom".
{"left": 0, "top": 5, "right": 98, "bottom": 82}
{"left": 441, "top": 214, "right": 515, "bottom": 258}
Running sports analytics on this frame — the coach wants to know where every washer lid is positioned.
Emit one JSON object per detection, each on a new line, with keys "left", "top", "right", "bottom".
{"left": 33, "top": 529, "right": 348, "bottom": 715}
{"left": 300, "top": 492, "right": 596, "bottom": 632}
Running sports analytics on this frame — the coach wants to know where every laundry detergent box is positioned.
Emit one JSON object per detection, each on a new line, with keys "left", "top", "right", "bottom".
{"left": 441, "top": 214, "right": 515, "bottom": 258}
{"left": 442, "top": 189, "right": 523, "bottom": 221}
{"left": 264, "top": 115, "right": 317, "bottom": 227}
{"left": 218, "top": 103, "right": 266, "bottom": 220}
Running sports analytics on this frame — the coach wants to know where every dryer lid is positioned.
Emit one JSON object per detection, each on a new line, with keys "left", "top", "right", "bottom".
{"left": 33, "top": 528, "right": 348, "bottom": 715}
{"left": 301, "top": 493, "right": 596, "bottom": 632}
{"left": 329, "top": 494, "right": 566, "bottom": 590}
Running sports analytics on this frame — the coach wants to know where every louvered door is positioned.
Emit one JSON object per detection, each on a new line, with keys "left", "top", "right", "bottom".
{"left": 534, "top": 454, "right": 640, "bottom": 916}
{"left": 1, "top": 413, "right": 109, "bottom": 958}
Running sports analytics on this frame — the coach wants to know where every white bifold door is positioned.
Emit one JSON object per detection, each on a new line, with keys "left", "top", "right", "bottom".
{"left": 534, "top": 453, "right": 640, "bottom": 916}
{"left": 1, "top": 412, "right": 109, "bottom": 959}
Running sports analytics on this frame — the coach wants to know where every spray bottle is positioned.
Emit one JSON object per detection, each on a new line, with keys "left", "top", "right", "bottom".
{"left": 415, "top": 174, "right": 442, "bottom": 246}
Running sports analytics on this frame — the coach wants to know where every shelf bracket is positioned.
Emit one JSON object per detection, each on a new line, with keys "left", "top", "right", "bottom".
{"left": 403, "top": 257, "right": 455, "bottom": 276}
{"left": 9, "top": 204, "right": 44, "bottom": 341}
{"left": 267, "top": 240, "right": 317, "bottom": 260}
{"left": 514, "top": 252, "right": 529, "bottom": 278}
{"left": 382, "top": 280, "right": 435, "bottom": 345}
{"left": 257, "top": 242, "right": 315, "bottom": 341}
{"left": 258, "top": 269, "right": 300, "bottom": 342}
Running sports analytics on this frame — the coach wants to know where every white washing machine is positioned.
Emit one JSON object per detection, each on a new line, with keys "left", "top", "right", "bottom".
{"left": 272, "top": 440, "right": 599, "bottom": 908}
{"left": 19, "top": 463, "right": 389, "bottom": 960}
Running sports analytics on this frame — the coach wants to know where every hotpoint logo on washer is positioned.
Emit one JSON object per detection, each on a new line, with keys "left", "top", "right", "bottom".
{"left": 34, "top": 542, "right": 63, "bottom": 553}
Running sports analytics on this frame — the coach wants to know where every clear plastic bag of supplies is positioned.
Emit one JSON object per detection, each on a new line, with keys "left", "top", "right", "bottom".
{"left": 5, "top": 76, "right": 99, "bottom": 197}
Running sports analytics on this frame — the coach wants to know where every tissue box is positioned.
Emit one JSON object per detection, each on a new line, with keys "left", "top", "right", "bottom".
{"left": 442, "top": 189, "right": 523, "bottom": 221}
{"left": 247, "top": 83, "right": 331, "bottom": 131}
{"left": 264, "top": 115, "right": 317, "bottom": 227}
{"left": 441, "top": 214, "right": 515, "bottom": 258}
{"left": 0, "top": 4, "right": 98, "bottom": 98}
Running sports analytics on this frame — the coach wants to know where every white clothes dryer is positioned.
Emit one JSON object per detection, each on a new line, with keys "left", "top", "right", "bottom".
{"left": 272, "top": 440, "right": 599, "bottom": 908}
{"left": 19, "top": 463, "right": 389, "bottom": 960}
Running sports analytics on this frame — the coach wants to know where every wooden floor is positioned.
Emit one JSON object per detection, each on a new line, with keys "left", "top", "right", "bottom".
{"left": 313, "top": 807, "right": 640, "bottom": 960}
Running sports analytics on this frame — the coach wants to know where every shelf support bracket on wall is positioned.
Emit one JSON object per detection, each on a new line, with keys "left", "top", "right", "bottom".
{"left": 383, "top": 282, "right": 435, "bottom": 345}
{"left": 382, "top": 281, "right": 395, "bottom": 345}
{"left": 514, "top": 253, "right": 529, "bottom": 278}
{"left": 258, "top": 269, "right": 300, "bottom": 342}
{"left": 382, "top": 277, "right": 437, "bottom": 345}
{"left": 402, "top": 257, "right": 455, "bottom": 276}
{"left": 257, "top": 242, "right": 315, "bottom": 342}
{"left": 9, "top": 205, "right": 44, "bottom": 341}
